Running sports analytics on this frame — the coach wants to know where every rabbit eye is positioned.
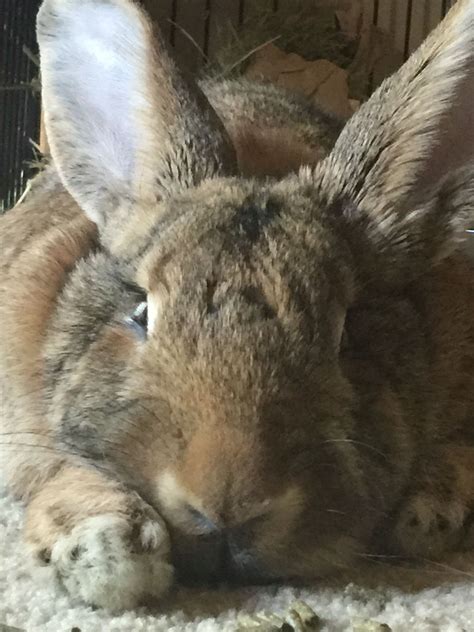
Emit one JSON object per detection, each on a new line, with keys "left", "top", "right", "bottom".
{"left": 126, "top": 301, "right": 148, "bottom": 338}
{"left": 133, "top": 301, "right": 148, "bottom": 326}
{"left": 132, "top": 301, "right": 148, "bottom": 330}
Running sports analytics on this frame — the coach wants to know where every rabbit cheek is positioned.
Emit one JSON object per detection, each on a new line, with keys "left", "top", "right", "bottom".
{"left": 242, "top": 481, "right": 365, "bottom": 580}
{"left": 294, "top": 535, "right": 362, "bottom": 578}
{"left": 262, "top": 499, "right": 366, "bottom": 579}
{"left": 51, "top": 326, "right": 143, "bottom": 462}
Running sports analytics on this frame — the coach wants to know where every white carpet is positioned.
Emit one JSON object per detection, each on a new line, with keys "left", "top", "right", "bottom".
{"left": 1, "top": 489, "right": 473, "bottom": 632}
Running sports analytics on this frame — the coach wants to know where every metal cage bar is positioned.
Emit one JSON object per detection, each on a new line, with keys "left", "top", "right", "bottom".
{"left": 1, "top": 0, "right": 42, "bottom": 211}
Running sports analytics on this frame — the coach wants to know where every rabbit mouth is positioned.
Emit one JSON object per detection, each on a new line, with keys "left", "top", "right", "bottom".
{"left": 170, "top": 531, "right": 282, "bottom": 587}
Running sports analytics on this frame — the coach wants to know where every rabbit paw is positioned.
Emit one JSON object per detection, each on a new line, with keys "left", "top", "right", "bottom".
{"left": 392, "top": 494, "right": 466, "bottom": 558}
{"left": 49, "top": 512, "right": 174, "bottom": 609}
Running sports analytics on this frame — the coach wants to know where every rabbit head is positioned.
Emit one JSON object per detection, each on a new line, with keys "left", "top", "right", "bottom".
{"left": 37, "top": 0, "right": 473, "bottom": 584}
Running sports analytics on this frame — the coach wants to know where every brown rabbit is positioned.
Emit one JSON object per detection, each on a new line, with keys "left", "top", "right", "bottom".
{"left": 1, "top": 0, "right": 473, "bottom": 611}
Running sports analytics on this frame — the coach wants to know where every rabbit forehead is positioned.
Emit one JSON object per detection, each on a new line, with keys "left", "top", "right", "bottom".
{"left": 134, "top": 177, "right": 352, "bottom": 293}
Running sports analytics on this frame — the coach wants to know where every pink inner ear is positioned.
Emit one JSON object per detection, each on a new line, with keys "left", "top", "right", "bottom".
{"left": 418, "top": 62, "right": 474, "bottom": 190}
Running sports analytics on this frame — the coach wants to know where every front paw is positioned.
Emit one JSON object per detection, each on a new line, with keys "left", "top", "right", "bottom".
{"left": 391, "top": 494, "right": 466, "bottom": 559}
{"left": 49, "top": 511, "right": 174, "bottom": 610}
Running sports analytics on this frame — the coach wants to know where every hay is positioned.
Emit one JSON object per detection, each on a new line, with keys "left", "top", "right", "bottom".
{"left": 13, "top": 144, "right": 50, "bottom": 208}
{"left": 202, "top": 1, "right": 385, "bottom": 100}
{"left": 206, "top": 3, "right": 356, "bottom": 74}
{"left": 236, "top": 600, "right": 392, "bottom": 631}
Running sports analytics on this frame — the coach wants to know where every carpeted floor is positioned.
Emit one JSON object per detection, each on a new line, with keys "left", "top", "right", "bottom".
{"left": 1, "top": 489, "right": 473, "bottom": 632}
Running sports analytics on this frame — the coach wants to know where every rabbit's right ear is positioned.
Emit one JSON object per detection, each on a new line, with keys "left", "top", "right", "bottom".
{"left": 321, "top": 0, "right": 474, "bottom": 212}
{"left": 316, "top": 0, "right": 473, "bottom": 284}
{"left": 37, "top": 0, "right": 236, "bottom": 228}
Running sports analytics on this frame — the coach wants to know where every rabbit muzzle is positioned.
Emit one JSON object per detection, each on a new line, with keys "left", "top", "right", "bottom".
{"left": 170, "top": 517, "right": 281, "bottom": 586}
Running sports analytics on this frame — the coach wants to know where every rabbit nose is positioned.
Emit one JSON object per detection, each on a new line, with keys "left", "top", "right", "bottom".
{"left": 172, "top": 514, "right": 270, "bottom": 586}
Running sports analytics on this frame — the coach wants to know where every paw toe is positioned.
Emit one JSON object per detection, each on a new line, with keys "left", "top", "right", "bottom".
{"left": 393, "top": 495, "right": 466, "bottom": 558}
{"left": 50, "top": 513, "right": 173, "bottom": 609}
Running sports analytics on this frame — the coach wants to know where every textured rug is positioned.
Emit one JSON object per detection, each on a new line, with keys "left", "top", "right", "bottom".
{"left": 1, "top": 489, "right": 473, "bottom": 632}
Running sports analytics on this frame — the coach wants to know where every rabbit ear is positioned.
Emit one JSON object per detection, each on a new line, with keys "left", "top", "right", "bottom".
{"left": 329, "top": 164, "right": 474, "bottom": 289}
{"left": 320, "top": 0, "right": 473, "bottom": 213}
{"left": 37, "top": 0, "right": 236, "bottom": 227}
{"left": 317, "top": 0, "right": 474, "bottom": 284}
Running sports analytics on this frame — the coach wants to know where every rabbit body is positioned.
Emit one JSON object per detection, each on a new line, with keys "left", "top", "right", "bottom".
{"left": 0, "top": 0, "right": 473, "bottom": 610}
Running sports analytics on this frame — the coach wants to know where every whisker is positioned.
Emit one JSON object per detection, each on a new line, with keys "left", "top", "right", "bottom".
{"left": 358, "top": 552, "right": 474, "bottom": 578}
{"left": 0, "top": 431, "right": 55, "bottom": 437}
{"left": 0, "top": 442, "right": 122, "bottom": 479}
{"left": 1, "top": 427, "right": 149, "bottom": 462}
{"left": 415, "top": 557, "right": 474, "bottom": 579}
{"left": 0, "top": 441, "right": 79, "bottom": 457}
{"left": 357, "top": 556, "right": 404, "bottom": 569}
{"left": 358, "top": 552, "right": 402, "bottom": 558}
{"left": 320, "top": 438, "right": 389, "bottom": 461}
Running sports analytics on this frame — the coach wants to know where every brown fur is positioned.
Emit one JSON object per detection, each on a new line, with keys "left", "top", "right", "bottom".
{"left": 0, "top": 0, "right": 473, "bottom": 610}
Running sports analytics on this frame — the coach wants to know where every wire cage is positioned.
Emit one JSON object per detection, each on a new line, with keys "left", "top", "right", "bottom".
{"left": 1, "top": 0, "right": 42, "bottom": 211}
{"left": 0, "top": 0, "right": 456, "bottom": 210}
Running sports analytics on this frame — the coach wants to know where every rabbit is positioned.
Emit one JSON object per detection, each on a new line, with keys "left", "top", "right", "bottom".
{"left": 0, "top": 0, "right": 473, "bottom": 612}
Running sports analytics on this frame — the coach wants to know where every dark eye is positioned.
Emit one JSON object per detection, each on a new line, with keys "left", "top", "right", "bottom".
{"left": 126, "top": 301, "right": 148, "bottom": 339}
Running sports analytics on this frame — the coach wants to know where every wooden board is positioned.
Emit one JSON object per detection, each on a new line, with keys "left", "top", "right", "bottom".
{"left": 143, "top": 0, "right": 448, "bottom": 83}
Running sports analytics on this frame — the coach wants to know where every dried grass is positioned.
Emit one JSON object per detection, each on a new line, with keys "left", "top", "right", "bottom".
{"left": 202, "top": 1, "right": 384, "bottom": 100}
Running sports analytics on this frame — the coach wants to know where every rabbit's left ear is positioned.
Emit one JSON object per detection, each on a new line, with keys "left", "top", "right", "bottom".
{"left": 317, "top": 0, "right": 473, "bottom": 282}
{"left": 37, "top": 0, "right": 236, "bottom": 228}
